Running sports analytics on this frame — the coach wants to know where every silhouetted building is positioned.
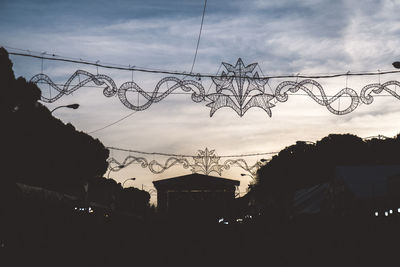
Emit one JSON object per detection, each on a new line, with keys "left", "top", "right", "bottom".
{"left": 153, "top": 173, "right": 239, "bottom": 220}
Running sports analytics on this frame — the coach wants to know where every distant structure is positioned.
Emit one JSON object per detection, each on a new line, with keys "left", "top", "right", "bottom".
{"left": 334, "top": 165, "right": 400, "bottom": 217}
{"left": 153, "top": 173, "right": 239, "bottom": 220}
{"left": 291, "top": 165, "right": 400, "bottom": 217}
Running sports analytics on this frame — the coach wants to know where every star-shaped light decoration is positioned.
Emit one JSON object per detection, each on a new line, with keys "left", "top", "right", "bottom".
{"left": 206, "top": 58, "right": 275, "bottom": 117}
{"left": 191, "top": 148, "right": 224, "bottom": 176}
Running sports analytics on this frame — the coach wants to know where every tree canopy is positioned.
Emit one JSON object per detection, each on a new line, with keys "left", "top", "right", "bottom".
{"left": 253, "top": 133, "right": 400, "bottom": 206}
{"left": 0, "top": 47, "right": 109, "bottom": 194}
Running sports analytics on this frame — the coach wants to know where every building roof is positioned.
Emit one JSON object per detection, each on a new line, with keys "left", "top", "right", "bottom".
{"left": 153, "top": 173, "right": 240, "bottom": 189}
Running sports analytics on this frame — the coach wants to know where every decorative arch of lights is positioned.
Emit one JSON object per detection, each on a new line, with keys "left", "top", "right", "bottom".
{"left": 107, "top": 147, "right": 277, "bottom": 179}
{"left": 108, "top": 135, "right": 392, "bottom": 180}
{"left": 29, "top": 58, "right": 400, "bottom": 117}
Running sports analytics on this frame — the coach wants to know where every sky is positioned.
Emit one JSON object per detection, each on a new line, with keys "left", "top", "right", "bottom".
{"left": 2, "top": 0, "right": 400, "bottom": 202}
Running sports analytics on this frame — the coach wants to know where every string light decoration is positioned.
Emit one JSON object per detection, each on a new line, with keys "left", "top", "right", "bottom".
{"left": 15, "top": 51, "right": 400, "bottom": 117}
{"left": 107, "top": 134, "right": 393, "bottom": 178}
{"left": 107, "top": 148, "right": 273, "bottom": 178}
{"left": 207, "top": 58, "right": 275, "bottom": 116}
{"left": 275, "top": 79, "right": 360, "bottom": 115}
{"left": 31, "top": 70, "right": 205, "bottom": 110}
{"left": 107, "top": 134, "right": 394, "bottom": 179}
{"left": 360, "top": 81, "right": 400, "bottom": 105}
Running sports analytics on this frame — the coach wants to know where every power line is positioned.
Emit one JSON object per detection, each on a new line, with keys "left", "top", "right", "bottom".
{"left": 7, "top": 50, "right": 400, "bottom": 80}
{"left": 88, "top": 111, "right": 137, "bottom": 134}
{"left": 107, "top": 134, "right": 395, "bottom": 160}
{"left": 190, "top": 0, "right": 207, "bottom": 74}
{"left": 107, "top": 146, "right": 279, "bottom": 158}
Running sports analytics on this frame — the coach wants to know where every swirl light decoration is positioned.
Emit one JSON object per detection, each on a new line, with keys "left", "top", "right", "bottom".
{"left": 28, "top": 57, "right": 400, "bottom": 117}
{"left": 30, "top": 70, "right": 118, "bottom": 102}
{"left": 360, "top": 81, "right": 400, "bottom": 105}
{"left": 107, "top": 148, "right": 271, "bottom": 179}
{"left": 31, "top": 71, "right": 205, "bottom": 110}
{"left": 274, "top": 80, "right": 360, "bottom": 115}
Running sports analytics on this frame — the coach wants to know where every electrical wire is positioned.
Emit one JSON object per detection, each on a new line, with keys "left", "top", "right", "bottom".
{"left": 88, "top": 111, "right": 137, "bottom": 134}
{"left": 190, "top": 0, "right": 207, "bottom": 74}
{"left": 7, "top": 50, "right": 400, "bottom": 80}
{"left": 106, "top": 134, "right": 395, "bottom": 160}
{"left": 107, "top": 146, "right": 279, "bottom": 158}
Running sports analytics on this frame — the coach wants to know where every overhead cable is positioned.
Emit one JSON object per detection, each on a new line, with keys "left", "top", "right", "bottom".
{"left": 189, "top": 0, "right": 207, "bottom": 74}
{"left": 8, "top": 51, "right": 400, "bottom": 80}
{"left": 107, "top": 146, "right": 279, "bottom": 158}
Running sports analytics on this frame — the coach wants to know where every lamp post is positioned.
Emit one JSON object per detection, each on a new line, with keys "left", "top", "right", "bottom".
{"left": 122, "top": 178, "right": 136, "bottom": 188}
{"left": 107, "top": 165, "right": 125, "bottom": 179}
{"left": 393, "top": 62, "right": 400, "bottom": 69}
{"left": 50, "top": 103, "right": 80, "bottom": 114}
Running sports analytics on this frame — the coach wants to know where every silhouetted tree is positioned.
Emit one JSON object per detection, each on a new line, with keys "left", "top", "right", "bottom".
{"left": 252, "top": 133, "right": 400, "bottom": 219}
{"left": 120, "top": 187, "right": 151, "bottom": 215}
{"left": 0, "top": 47, "right": 109, "bottom": 196}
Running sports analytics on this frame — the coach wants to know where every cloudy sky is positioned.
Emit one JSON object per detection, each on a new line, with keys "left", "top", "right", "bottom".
{"left": 2, "top": 0, "right": 400, "bottom": 199}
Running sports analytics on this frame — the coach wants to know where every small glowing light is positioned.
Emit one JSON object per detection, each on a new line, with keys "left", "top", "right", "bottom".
{"left": 390, "top": 210, "right": 393, "bottom": 214}
{"left": 385, "top": 212, "right": 389, "bottom": 217}
{"left": 375, "top": 212, "right": 379, "bottom": 217}
{"left": 236, "top": 218, "right": 243, "bottom": 222}
{"left": 218, "top": 218, "right": 224, "bottom": 223}
{"left": 398, "top": 208, "right": 400, "bottom": 213}
{"left": 74, "top": 207, "right": 78, "bottom": 210}
{"left": 224, "top": 222, "right": 229, "bottom": 225}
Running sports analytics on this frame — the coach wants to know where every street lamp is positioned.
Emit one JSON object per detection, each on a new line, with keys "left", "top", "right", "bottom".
{"left": 297, "top": 140, "right": 316, "bottom": 145}
{"left": 122, "top": 178, "right": 136, "bottom": 187}
{"left": 107, "top": 165, "right": 125, "bottom": 179}
{"left": 50, "top": 103, "right": 80, "bottom": 114}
